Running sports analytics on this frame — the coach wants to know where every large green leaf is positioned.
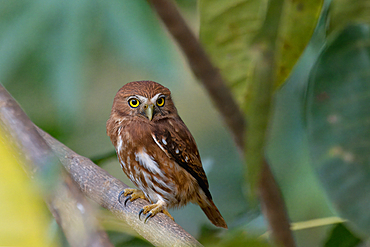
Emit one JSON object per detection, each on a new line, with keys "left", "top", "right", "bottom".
{"left": 306, "top": 24, "right": 370, "bottom": 237}
{"left": 275, "top": 0, "right": 323, "bottom": 88}
{"left": 200, "top": 0, "right": 323, "bottom": 194}
{"left": 199, "top": 0, "right": 267, "bottom": 106}
{"left": 199, "top": 0, "right": 323, "bottom": 107}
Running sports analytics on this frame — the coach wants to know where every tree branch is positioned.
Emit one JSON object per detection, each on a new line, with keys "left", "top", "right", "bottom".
{"left": 148, "top": 0, "right": 295, "bottom": 246}
{"left": 0, "top": 85, "right": 113, "bottom": 247}
{"left": 37, "top": 127, "right": 202, "bottom": 247}
{"left": 259, "top": 159, "right": 296, "bottom": 247}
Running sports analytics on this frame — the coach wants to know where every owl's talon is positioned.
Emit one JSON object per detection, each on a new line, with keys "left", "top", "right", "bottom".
{"left": 139, "top": 208, "right": 145, "bottom": 220}
{"left": 138, "top": 200, "right": 174, "bottom": 223}
{"left": 124, "top": 196, "right": 131, "bottom": 206}
{"left": 118, "top": 190, "right": 126, "bottom": 204}
{"left": 144, "top": 212, "right": 153, "bottom": 223}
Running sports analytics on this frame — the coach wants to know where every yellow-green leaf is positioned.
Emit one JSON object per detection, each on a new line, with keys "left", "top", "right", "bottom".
{"left": 0, "top": 127, "right": 57, "bottom": 247}
{"left": 199, "top": 0, "right": 323, "bottom": 105}
{"left": 275, "top": 0, "right": 324, "bottom": 88}
{"left": 199, "top": 0, "right": 268, "bottom": 108}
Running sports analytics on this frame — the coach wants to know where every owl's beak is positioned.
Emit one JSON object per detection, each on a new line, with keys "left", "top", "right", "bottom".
{"left": 144, "top": 104, "right": 154, "bottom": 121}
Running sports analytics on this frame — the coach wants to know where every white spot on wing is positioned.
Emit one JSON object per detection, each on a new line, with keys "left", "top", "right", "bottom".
{"left": 162, "top": 138, "right": 167, "bottom": 145}
{"left": 135, "top": 150, "right": 162, "bottom": 175}
{"left": 152, "top": 134, "right": 169, "bottom": 157}
{"left": 175, "top": 149, "right": 179, "bottom": 154}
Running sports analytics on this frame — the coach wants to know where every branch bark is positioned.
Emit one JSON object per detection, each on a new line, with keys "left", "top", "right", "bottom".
{"left": 148, "top": 0, "right": 295, "bottom": 246}
{"left": 0, "top": 85, "right": 113, "bottom": 247}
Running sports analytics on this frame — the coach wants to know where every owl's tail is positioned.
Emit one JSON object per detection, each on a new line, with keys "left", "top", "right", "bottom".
{"left": 201, "top": 199, "right": 228, "bottom": 229}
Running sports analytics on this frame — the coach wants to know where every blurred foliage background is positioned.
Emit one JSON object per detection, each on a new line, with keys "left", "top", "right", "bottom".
{"left": 1, "top": 0, "right": 370, "bottom": 246}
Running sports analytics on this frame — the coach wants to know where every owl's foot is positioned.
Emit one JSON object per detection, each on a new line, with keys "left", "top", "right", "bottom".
{"left": 118, "top": 188, "right": 147, "bottom": 206}
{"left": 138, "top": 200, "right": 174, "bottom": 223}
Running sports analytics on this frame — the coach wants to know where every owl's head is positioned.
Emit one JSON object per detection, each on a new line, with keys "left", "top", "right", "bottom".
{"left": 110, "top": 81, "right": 178, "bottom": 121}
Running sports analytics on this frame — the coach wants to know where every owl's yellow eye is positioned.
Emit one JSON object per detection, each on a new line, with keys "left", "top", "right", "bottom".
{"left": 128, "top": 98, "right": 140, "bottom": 108}
{"left": 156, "top": 97, "right": 165, "bottom": 107}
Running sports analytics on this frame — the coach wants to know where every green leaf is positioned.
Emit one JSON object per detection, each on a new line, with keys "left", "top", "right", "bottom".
{"left": 329, "top": 0, "right": 370, "bottom": 35}
{"left": 199, "top": 0, "right": 268, "bottom": 107}
{"left": 199, "top": 0, "right": 323, "bottom": 106}
{"left": 324, "top": 223, "right": 362, "bottom": 247}
{"left": 306, "top": 24, "right": 370, "bottom": 237}
{"left": 275, "top": 0, "right": 323, "bottom": 88}
{"left": 200, "top": 0, "right": 323, "bottom": 194}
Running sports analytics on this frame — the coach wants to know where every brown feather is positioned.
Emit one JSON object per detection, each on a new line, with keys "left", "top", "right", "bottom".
{"left": 151, "top": 118, "right": 212, "bottom": 199}
{"left": 201, "top": 199, "right": 228, "bottom": 229}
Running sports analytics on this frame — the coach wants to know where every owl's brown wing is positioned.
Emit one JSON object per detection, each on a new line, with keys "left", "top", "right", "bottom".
{"left": 152, "top": 118, "right": 212, "bottom": 200}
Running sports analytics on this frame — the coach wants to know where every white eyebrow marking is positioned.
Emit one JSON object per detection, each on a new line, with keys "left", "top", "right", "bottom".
{"left": 130, "top": 95, "right": 149, "bottom": 104}
{"left": 150, "top": 93, "right": 163, "bottom": 104}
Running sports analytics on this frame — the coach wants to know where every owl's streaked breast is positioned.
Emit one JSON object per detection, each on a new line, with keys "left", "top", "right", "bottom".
{"left": 114, "top": 120, "right": 198, "bottom": 207}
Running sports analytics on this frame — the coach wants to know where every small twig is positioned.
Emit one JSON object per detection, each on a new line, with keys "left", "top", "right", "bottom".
{"left": 259, "top": 159, "right": 295, "bottom": 247}
{"left": 0, "top": 85, "right": 113, "bottom": 247}
{"left": 148, "top": 0, "right": 295, "bottom": 246}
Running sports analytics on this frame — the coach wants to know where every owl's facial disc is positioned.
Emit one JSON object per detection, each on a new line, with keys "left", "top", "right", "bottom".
{"left": 128, "top": 93, "right": 165, "bottom": 121}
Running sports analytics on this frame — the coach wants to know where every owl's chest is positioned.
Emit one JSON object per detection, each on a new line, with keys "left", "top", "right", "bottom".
{"left": 116, "top": 123, "right": 169, "bottom": 173}
{"left": 116, "top": 121, "right": 154, "bottom": 153}
{"left": 115, "top": 122, "right": 199, "bottom": 206}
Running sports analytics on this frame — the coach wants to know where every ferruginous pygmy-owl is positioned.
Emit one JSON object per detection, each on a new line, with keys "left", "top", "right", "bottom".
{"left": 106, "top": 80, "right": 227, "bottom": 228}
